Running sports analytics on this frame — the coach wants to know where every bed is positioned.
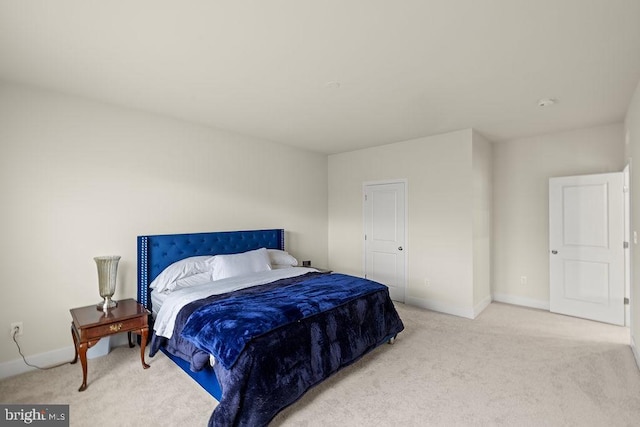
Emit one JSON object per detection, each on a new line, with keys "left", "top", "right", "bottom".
{"left": 137, "top": 229, "right": 404, "bottom": 426}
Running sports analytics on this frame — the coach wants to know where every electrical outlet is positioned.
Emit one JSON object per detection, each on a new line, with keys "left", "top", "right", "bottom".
{"left": 424, "top": 278, "right": 430, "bottom": 287}
{"left": 520, "top": 276, "right": 527, "bottom": 286}
{"left": 10, "top": 322, "right": 23, "bottom": 337}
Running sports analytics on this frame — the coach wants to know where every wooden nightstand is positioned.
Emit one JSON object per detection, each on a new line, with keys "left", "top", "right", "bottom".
{"left": 70, "top": 298, "right": 150, "bottom": 391}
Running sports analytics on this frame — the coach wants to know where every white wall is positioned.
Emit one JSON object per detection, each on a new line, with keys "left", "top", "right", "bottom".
{"left": 329, "top": 129, "right": 483, "bottom": 318}
{"left": 0, "top": 82, "right": 328, "bottom": 366}
{"left": 492, "top": 124, "right": 625, "bottom": 309}
{"left": 625, "top": 79, "right": 640, "bottom": 369}
{"left": 472, "top": 131, "right": 492, "bottom": 312}
{"left": 2, "top": 78, "right": 632, "bottom": 375}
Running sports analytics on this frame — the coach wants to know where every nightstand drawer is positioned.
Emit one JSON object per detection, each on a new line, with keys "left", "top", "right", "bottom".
{"left": 79, "top": 315, "right": 146, "bottom": 341}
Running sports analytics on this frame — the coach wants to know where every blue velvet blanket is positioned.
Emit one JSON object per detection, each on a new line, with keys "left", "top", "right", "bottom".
{"left": 149, "top": 272, "right": 404, "bottom": 427}
{"left": 181, "top": 273, "right": 393, "bottom": 370}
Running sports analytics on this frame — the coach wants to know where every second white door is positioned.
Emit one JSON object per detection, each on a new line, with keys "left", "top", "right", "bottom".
{"left": 364, "top": 181, "right": 406, "bottom": 302}
{"left": 549, "top": 172, "right": 625, "bottom": 325}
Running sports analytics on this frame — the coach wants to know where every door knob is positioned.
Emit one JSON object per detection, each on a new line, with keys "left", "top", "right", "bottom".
{"left": 551, "top": 250, "right": 558, "bottom": 254}
{"left": 398, "top": 246, "right": 403, "bottom": 251}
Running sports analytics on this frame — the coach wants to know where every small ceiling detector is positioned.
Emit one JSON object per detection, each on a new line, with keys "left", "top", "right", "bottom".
{"left": 537, "top": 98, "right": 557, "bottom": 107}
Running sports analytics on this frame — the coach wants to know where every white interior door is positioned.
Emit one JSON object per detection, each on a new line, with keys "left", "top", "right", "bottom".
{"left": 364, "top": 181, "right": 406, "bottom": 302}
{"left": 549, "top": 172, "right": 624, "bottom": 325}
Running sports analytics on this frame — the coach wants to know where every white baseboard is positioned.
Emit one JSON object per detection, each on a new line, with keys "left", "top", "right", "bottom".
{"left": 473, "top": 295, "right": 492, "bottom": 318}
{"left": 632, "top": 334, "right": 640, "bottom": 372}
{"left": 0, "top": 334, "right": 128, "bottom": 380}
{"left": 0, "top": 345, "right": 76, "bottom": 380}
{"left": 406, "top": 296, "right": 476, "bottom": 319}
{"left": 492, "top": 293, "right": 550, "bottom": 311}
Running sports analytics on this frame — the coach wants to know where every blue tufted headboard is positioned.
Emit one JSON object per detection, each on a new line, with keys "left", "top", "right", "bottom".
{"left": 137, "top": 229, "right": 284, "bottom": 312}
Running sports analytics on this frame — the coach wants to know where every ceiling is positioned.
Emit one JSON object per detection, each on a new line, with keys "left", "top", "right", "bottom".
{"left": 1, "top": 0, "right": 639, "bottom": 154}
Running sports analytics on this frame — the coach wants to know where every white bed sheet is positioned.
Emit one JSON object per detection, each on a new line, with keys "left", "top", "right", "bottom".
{"left": 153, "top": 267, "right": 317, "bottom": 339}
{"left": 150, "top": 290, "right": 168, "bottom": 316}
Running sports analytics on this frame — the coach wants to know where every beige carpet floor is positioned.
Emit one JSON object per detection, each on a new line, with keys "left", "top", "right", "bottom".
{"left": 1, "top": 302, "right": 639, "bottom": 426}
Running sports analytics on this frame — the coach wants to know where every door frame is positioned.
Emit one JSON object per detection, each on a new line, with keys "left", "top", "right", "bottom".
{"left": 362, "top": 179, "right": 408, "bottom": 295}
{"left": 625, "top": 164, "right": 631, "bottom": 327}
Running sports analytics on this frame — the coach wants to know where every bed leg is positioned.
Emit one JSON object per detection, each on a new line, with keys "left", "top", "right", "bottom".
{"left": 387, "top": 335, "right": 397, "bottom": 345}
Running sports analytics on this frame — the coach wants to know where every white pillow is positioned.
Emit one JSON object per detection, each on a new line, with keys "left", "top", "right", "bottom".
{"left": 210, "top": 248, "right": 272, "bottom": 281}
{"left": 267, "top": 249, "right": 298, "bottom": 267}
{"left": 150, "top": 256, "right": 213, "bottom": 293}
{"left": 169, "top": 271, "right": 214, "bottom": 292}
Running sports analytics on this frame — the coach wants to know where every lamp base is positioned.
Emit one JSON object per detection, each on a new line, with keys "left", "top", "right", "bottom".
{"left": 97, "top": 298, "right": 118, "bottom": 311}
